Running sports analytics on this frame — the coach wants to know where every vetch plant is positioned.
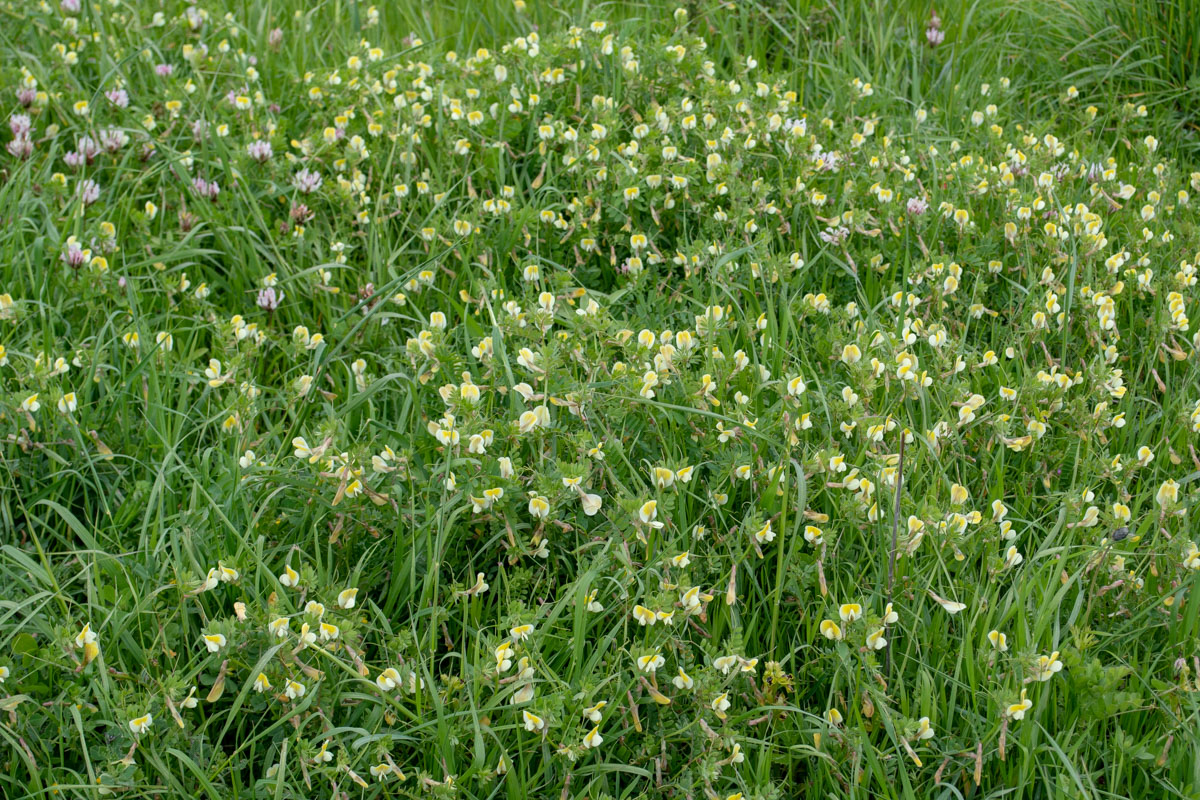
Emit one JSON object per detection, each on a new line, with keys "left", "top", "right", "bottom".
{"left": 1, "top": 1, "right": 1199, "bottom": 798}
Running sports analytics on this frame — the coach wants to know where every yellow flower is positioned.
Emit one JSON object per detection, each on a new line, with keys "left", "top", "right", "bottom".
{"left": 582, "top": 726, "right": 603, "bottom": 749}
{"left": 490, "top": 642, "right": 513, "bottom": 673}
{"left": 651, "top": 466, "right": 675, "bottom": 488}
{"left": 376, "top": 667, "right": 401, "bottom": 691}
{"left": 292, "top": 437, "right": 317, "bottom": 461}
{"left": 1006, "top": 689, "right": 1032, "bottom": 720}
{"left": 204, "top": 359, "right": 224, "bottom": 387}
{"left": 819, "top": 620, "right": 843, "bottom": 640}
{"left": 1033, "top": 652, "right": 1063, "bottom": 681}
{"left": 580, "top": 492, "right": 602, "bottom": 516}
{"left": 915, "top": 717, "right": 934, "bottom": 740}
{"left": 465, "top": 572, "right": 489, "bottom": 595}
{"left": 528, "top": 495, "right": 550, "bottom": 519}
{"left": 583, "top": 700, "right": 607, "bottom": 722}
{"left": 1181, "top": 543, "right": 1200, "bottom": 570}
{"left": 636, "top": 651, "right": 665, "bottom": 673}
{"left": 1156, "top": 479, "right": 1179, "bottom": 508}
{"left": 201, "top": 633, "right": 227, "bottom": 653}
{"left": 74, "top": 623, "right": 98, "bottom": 652}
{"left": 933, "top": 595, "right": 966, "bottom": 614}
{"left": 279, "top": 564, "right": 301, "bottom": 588}
{"left": 711, "top": 692, "right": 731, "bottom": 719}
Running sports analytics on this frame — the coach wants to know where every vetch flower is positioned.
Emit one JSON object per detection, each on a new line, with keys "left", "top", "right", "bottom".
{"left": 377, "top": 667, "right": 401, "bottom": 691}
{"left": 495, "top": 642, "right": 514, "bottom": 672}
{"left": 1006, "top": 689, "right": 1032, "bottom": 720}
{"left": 337, "top": 588, "right": 358, "bottom": 609}
{"left": 636, "top": 651, "right": 665, "bottom": 673}
{"left": 528, "top": 495, "right": 550, "bottom": 519}
{"left": 915, "top": 716, "right": 934, "bottom": 741}
{"left": 582, "top": 726, "right": 603, "bottom": 749}
{"left": 753, "top": 520, "right": 775, "bottom": 544}
{"left": 930, "top": 592, "right": 966, "bottom": 614}
{"left": 820, "top": 620, "right": 843, "bottom": 640}
{"left": 522, "top": 710, "right": 545, "bottom": 732}
{"left": 279, "top": 564, "right": 300, "bottom": 587}
{"left": 711, "top": 692, "right": 731, "bottom": 720}
{"left": 1033, "top": 652, "right": 1064, "bottom": 681}
{"left": 839, "top": 603, "right": 862, "bottom": 622}
{"left": 1157, "top": 479, "right": 1179, "bottom": 509}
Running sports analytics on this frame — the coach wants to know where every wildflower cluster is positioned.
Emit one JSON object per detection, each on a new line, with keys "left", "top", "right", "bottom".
{"left": 1, "top": 1, "right": 1199, "bottom": 797}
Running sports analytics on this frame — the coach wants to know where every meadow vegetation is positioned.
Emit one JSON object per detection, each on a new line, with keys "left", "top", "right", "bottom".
{"left": 2, "top": 1, "right": 1200, "bottom": 798}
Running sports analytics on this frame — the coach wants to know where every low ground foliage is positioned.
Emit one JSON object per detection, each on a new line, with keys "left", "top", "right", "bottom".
{"left": 2, "top": 1, "right": 1200, "bottom": 799}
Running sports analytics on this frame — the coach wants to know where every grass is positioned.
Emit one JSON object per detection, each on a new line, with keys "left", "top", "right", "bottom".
{"left": 2, "top": 0, "right": 1200, "bottom": 798}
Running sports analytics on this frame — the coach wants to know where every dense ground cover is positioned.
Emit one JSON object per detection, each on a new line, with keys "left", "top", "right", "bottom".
{"left": 2, "top": 1, "right": 1200, "bottom": 798}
